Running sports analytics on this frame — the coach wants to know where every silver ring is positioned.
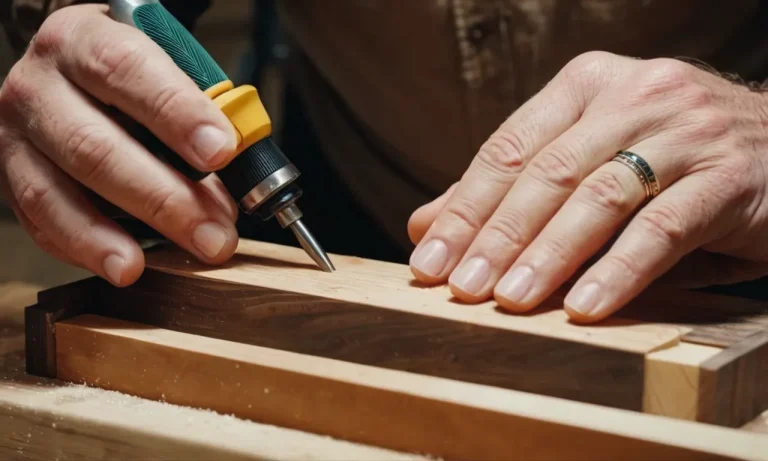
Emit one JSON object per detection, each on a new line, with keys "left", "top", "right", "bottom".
{"left": 611, "top": 150, "right": 660, "bottom": 199}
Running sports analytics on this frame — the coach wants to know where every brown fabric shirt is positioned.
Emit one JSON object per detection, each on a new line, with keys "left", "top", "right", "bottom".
{"left": 3, "top": 0, "right": 768, "bottom": 250}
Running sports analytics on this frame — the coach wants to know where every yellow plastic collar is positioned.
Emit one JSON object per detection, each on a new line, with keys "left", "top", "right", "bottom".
{"left": 205, "top": 80, "right": 273, "bottom": 154}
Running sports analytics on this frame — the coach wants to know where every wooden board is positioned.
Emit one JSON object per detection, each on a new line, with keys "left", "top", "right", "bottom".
{"left": 23, "top": 239, "right": 768, "bottom": 427}
{"left": 0, "top": 282, "right": 422, "bottom": 460}
{"left": 698, "top": 331, "right": 768, "bottom": 426}
{"left": 52, "top": 314, "right": 768, "bottom": 461}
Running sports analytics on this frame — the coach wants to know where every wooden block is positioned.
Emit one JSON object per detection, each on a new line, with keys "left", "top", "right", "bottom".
{"left": 24, "top": 277, "right": 104, "bottom": 378}
{"left": 52, "top": 315, "right": 768, "bottom": 461}
{"left": 698, "top": 331, "right": 768, "bottom": 427}
{"left": 643, "top": 342, "right": 721, "bottom": 420}
{"left": 24, "top": 240, "right": 768, "bottom": 430}
{"left": 0, "top": 368, "right": 419, "bottom": 461}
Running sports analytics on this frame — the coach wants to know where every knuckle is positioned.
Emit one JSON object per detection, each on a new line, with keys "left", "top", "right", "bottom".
{"left": 637, "top": 203, "right": 688, "bottom": 245}
{"left": 150, "top": 85, "right": 188, "bottom": 124}
{"left": 441, "top": 197, "right": 485, "bottom": 234}
{"left": 679, "top": 82, "right": 714, "bottom": 109}
{"left": 61, "top": 123, "right": 116, "bottom": 184}
{"left": 143, "top": 186, "right": 189, "bottom": 229}
{"left": 718, "top": 153, "right": 752, "bottom": 180}
{"left": 540, "top": 235, "right": 573, "bottom": 265}
{"left": 59, "top": 223, "right": 91, "bottom": 261}
{"left": 559, "top": 51, "right": 616, "bottom": 96}
{"left": 528, "top": 146, "right": 583, "bottom": 190}
{"left": 0, "top": 69, "right": 26, "bottom": 112}
{"left": 0, "top": 62, "right": 44, "bottom": 122}
{"left": 684, "top": 109, "right": 731, "bottom": 142}
{"left": 603, "top": 252, "right": 644, "bottom": 282}
{"left": 476, "top": 130, "right": 527, "bottom": 178}
{"left": 483, "top": 210, "right": 528, "bottom": 252}
{"left": 32, "top": 231, "right": 58, "bottom": 254}
{"left": 642, "top": 58, "right": 695, "bottom": 92}
{"left": 17, "top": 181, "right": 53, "bottom": 224}
{"left": 581, "top": 171, "right": 634, "bottom": 215}
{"left": 710, "top": 155, "right": 755, "bottom": 201}
{"left": 29, "top": 9, "right": 78, "bottom": 58}
{"left": 629, "top": 58, "right": 696, "bottom": 105}
{"left": 85, "top": 38, "right": 147, "bottom": 93}
{"left": 562, "top": 51, "right": 614, "bottom": 81}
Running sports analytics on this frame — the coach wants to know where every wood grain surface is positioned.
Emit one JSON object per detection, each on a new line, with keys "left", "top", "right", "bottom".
{"left": 144, "top": 240, "right": 685, "bottom": 353}
{"left": 0, "top": 282, "right": 422, "bottom": 461}
{"left": 95, "top": 269, "right": 647, "bottom": 410}
{"left": 24, "top": 277, "right": 103, "bottom": 377}
{"left": 698, "top": 331, "right": 768, "bottom": 427}
{"left": 27, "top": 239, "right": 768, "bottom": 415}
{"left": 54, "top": 315, "right": 768, "bottom": 461}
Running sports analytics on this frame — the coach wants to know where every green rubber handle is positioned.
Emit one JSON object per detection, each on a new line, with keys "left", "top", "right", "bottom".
{"left": 118, "top": 1, "right": 295, "bottom": 207}
{"left": 119, "top": 3, "right": 230, "bottom": 181}
{"left": 133, "top": 3, "right": 229, "bottom": 92}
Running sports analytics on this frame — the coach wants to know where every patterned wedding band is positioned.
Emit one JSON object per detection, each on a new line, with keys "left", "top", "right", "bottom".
{"left": 611, "top": 150, "right": 661, "bottom": 200}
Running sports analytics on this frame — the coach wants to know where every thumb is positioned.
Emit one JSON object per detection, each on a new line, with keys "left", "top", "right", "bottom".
{"left": 407, "top": 183, "right": 458, "bottom": 245}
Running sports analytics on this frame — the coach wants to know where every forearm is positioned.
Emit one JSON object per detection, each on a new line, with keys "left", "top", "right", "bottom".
{"left": 0, "top": 0, "right": 211, "bottom": 60}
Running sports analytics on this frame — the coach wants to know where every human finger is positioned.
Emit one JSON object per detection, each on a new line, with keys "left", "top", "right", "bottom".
{"left": 447, "top": 107, "right": 656, "bottom": 302}
{"left": 200, "top": 174, "right": 239, "bottom": 222}
{"left": 8, "top": 198, "right": 80, "bottom": 267}
{"left": 31, "top": 4, "right": 237, "bottom": 172}
{"left": 1, "top": 169, "right": 79, "bottom": 267}
{"left": 492, "top": 135, "right": 687, "bottom": 310}
{"left": 407, "top": 183, "right": 458, "bottom": 245}
{"left": 1, "top": 64, "right": 239, "bottom": 265}
{"left": 563, "top": 173, "right": 739, "bottom": 323}
{"left": 0, "top": 134, "right": 145, "bottom": 285}
{"left": 409, "top": 53, "right": 621, "bottom": 283}
{"left": 446, "top": 55, "right": 721, "bottom": 302}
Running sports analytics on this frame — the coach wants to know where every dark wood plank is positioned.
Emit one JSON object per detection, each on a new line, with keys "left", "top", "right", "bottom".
{"left": 697, "top": 331, "right": 768, "bottom": 427}
{"left": 90, "top": 269, "right": 646, "bottom": 411}
{"left": 618, "top": 288, "right": 768, "bottom": 347}
{"left": 24, "top": 277, "right": 106, "bottom": 378}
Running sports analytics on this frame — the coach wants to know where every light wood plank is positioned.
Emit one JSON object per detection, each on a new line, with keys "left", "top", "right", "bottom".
{"left": 90, "top": 269, "right": 650, "bottom": 410}
{"left": 0, "top": 283, "right": 420, "bottom": 460}
{"left": 743, "top": 409, "right": 768, "bottom": 434}
{"left": 144, "top": 239, "right": 685, "bottom": 354}
{"left": 0, "top": 373, "right": 419, "bottom": 461}
{"left": 644, "top": 343, "right": 721, "bottom": 419}
{"left": 55, "top": 314, "right": 768, "bottom": 461}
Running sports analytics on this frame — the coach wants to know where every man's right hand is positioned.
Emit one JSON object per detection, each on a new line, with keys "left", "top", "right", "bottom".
{"left": 0, "top": 4, "right": 242, "bottom": 286}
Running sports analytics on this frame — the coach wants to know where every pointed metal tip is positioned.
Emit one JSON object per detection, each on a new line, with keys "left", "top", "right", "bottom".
{"left": 287, "top": 219, "right": 336, "bottom": 272}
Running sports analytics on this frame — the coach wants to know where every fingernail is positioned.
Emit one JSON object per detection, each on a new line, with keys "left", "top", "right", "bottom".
{"left": 103, "top": 254, "right": 125, "bottom": 285}
{"left": 496, "top": 266, "right": 534, "bottom": 303}
{"left": 410, "top": 239, "right": 449, "bottom": 277}
{"left": 192, "top": 221, "right": 230, "bottom": 259}
{"left": 565, "top": 282, "right": 602, "bottom": 315}
{"left": 450, "top": 257, "right": 490, "bottom": 295}
{"left": 191, "top": 125, "right": 235, "bottom": 166}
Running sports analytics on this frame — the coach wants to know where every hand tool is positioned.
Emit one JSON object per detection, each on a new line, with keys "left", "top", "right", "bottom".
{"left": 107, "top": 0, "right": 334, "bottom": 272}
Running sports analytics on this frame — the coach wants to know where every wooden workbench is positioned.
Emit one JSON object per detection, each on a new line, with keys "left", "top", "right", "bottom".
{"left": 0, "top": 281, "right": 424, "bottom": 460}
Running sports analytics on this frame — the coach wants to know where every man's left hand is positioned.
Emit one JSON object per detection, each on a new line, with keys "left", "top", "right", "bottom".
{"left": 407, "top": 51, "right": 768, "bottom": 323}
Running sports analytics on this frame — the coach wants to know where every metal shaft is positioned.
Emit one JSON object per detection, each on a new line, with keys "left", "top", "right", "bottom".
{"left": 288, "top": 220, "right": 335, "bottom": 272}
{"left": 277, "top": 205, "right": 335, "bottom": 272}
